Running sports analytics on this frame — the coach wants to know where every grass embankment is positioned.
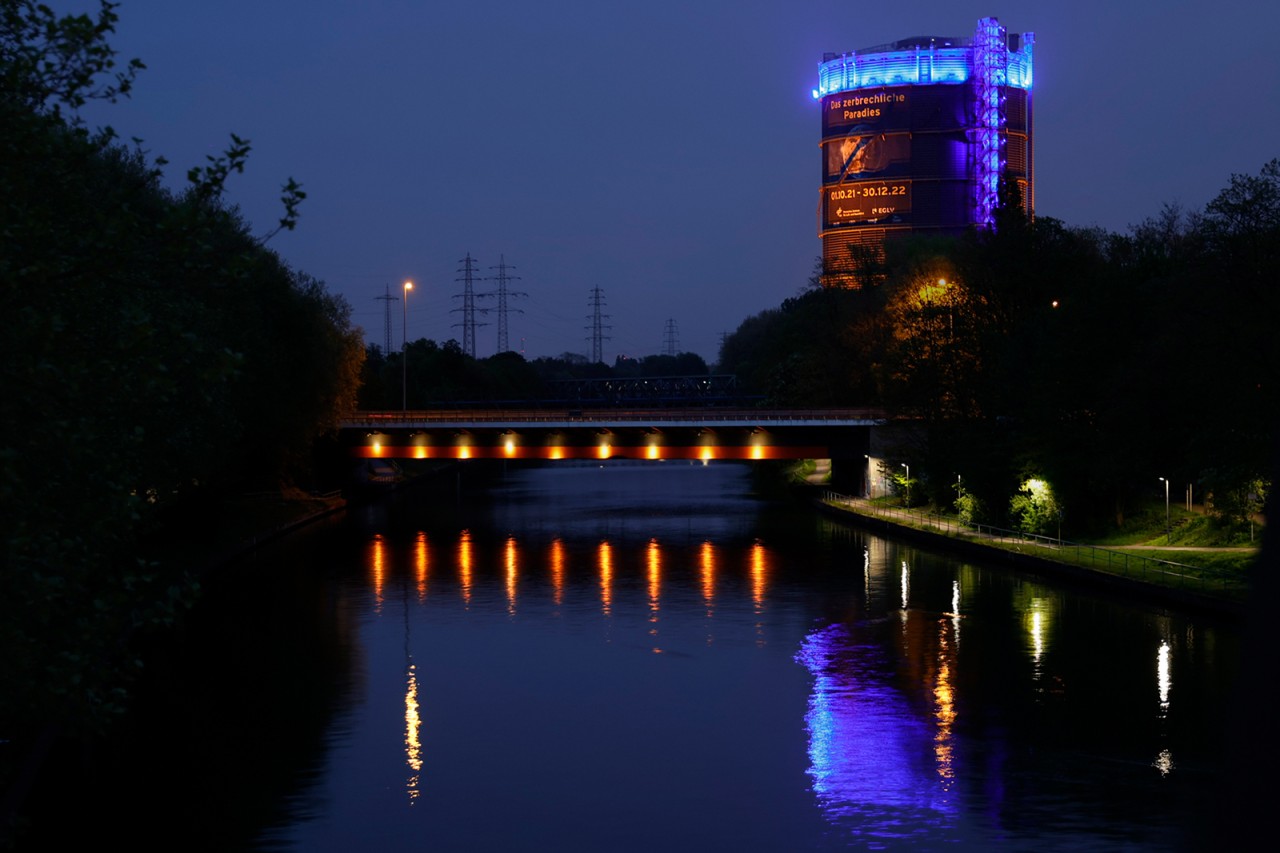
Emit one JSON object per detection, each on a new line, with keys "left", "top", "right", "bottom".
{"left": 802, "top": 469, "right": 1259, "bottom": 606}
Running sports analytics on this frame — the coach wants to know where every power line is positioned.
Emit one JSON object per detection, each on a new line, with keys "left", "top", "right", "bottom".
{"left": 478, "top": 254, "right": 525, "bottom": 354}
{"left": 452, "top": 253, "right": 486, "bottom": 358}
{"left": 586, "top": 286, "right": 611, "bottom": 364}
{"left": 663, "top": 318, "right": 680, "bottom": 356}
{"left": 374, "top": 284, "right": 399, "bottom": 354}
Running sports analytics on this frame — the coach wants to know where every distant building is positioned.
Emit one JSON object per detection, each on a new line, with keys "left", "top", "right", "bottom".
{"left": 816, "top": 16, "right": 1034, "bottom": 286}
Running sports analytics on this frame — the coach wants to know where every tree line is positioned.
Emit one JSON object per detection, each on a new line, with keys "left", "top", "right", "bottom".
{"left": 1, "top": 0, "right": 364, "bottom": 759}
{"left": 718, "top": 167, "right": 1278, "bottom": 538}
{"left": 357, "top": 343, "right": 711, "bottom": 408}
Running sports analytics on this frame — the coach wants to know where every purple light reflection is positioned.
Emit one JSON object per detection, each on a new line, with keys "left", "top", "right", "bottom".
{"left": 795, "top": 622, "right": 957, "bottom": 841}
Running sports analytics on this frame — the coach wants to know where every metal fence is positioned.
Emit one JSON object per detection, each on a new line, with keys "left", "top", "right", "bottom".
{"left": 820, "top": 491, "right": 1248, "bottom": 595}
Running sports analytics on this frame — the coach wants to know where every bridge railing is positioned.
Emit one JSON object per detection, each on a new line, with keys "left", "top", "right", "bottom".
{"left": 820, "top": 491, "right": 1248, "bottom": 596}
{"left": 347, "top": 407, "right": 886, "bottom": 425}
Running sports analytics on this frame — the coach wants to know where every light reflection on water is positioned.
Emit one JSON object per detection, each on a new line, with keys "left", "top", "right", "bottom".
{"left": 54, "top": 461, "right": 1237, "bottom": 852}
{"left": 285, "top": 463, "right": 1230, "bottom": 852}
{"left": 796, "top": 623, "right": 959, "bottom": 844}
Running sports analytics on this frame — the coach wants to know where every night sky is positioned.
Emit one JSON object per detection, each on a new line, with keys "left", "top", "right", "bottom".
{"left": 72, "top": 1, "right": 1279, "bottom": 363}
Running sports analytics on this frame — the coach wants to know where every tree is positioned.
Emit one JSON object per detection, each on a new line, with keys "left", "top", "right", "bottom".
{"left": 1, "top": 0, "right": 363, "bottom": 764}
{"left": 1, "top": 0, "right": 143, "bottom": 119}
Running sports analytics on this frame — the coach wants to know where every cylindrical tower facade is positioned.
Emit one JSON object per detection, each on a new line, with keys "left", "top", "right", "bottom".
{"left": 816, "top": 17, "right": 1033, "bottom": 286}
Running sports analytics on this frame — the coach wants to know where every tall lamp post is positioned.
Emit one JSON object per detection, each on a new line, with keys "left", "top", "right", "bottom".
{"left": 901, "top": 462, "right": 910, "bottom": 507}
{"left": 1159, "top": 476, "right": 1170, "bottom": 543}
{"left": 402, "top": 280, "right": 413, "bottom": 410}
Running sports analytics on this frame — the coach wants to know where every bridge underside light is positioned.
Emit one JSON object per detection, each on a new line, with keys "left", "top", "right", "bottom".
{"left": 646, "top": 443, "right": 660, "bottom": 460}
{"left": 597, "top": 441, "right": 611, "bottom": 460}
{"left": 504, "top": 437, "right": 516, "bottom": 456}
{"left": 414, "top": 446, "right": 428, "bottom": 460}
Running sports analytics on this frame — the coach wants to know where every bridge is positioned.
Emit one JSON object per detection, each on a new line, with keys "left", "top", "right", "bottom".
{"left": 341, "top": 407, "right": 885, "bottom": 463}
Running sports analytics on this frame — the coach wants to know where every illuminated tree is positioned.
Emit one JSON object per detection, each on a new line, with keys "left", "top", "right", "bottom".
{"left": 881, "top": 270, "right": 988, "bottom": 421}
{"left": 1009, "top": 477, "right": 1060, "bottom": 537}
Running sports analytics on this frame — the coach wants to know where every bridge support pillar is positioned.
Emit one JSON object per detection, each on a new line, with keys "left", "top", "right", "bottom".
{"left": 827, "top": 426, "right": 871, "bottom": 494}
{"left": 829, "top": 455, "right": 866, "bottom": 493}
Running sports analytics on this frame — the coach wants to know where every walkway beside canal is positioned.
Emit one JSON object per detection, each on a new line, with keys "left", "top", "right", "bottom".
{"left": 811, "top": 489, "right": 1251, "bottom": 618}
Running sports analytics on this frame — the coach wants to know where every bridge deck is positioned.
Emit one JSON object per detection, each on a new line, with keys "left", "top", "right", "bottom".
{"left": 344, "top": 407, "right": 884, "bottom": 430}
{"left": 341, "top": 408, "right": 881, "bottom": 462}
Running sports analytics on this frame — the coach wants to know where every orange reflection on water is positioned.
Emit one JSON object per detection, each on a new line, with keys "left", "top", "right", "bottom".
{"left": 550, "top": 539, "right": 566, "bottom": 607}
{"left": 933, "top": 622, "right": 956, "bottom": 786}
{"left": 370, "top": 534, "right": 387, "bottom": 610}
{"left": 457, "top": 530, "right": 473, "bottom": 605}
{"left": 414, "top": 532, "right": 428, "bottom": 600}
{"left": 598, "top": 540, "right": 613, "bottom": 615}
{"left": 405, "top": 662, "right": 422, "bottom": 800}
{"left": 647, "top": 538, "right": 662, "bottom": 624}
{"left": 699, "top": 540, "right": 716, "bottom": 609}
{"left": 505, "top": 535, "right": 519, "bottom": 615}
{"left": 750, "top": 540, "right": 769, "bottom": 609}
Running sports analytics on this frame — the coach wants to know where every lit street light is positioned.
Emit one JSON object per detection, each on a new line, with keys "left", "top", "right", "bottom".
{"left": 402, "top": 280, "right": 413, "bottom": 411}
{"left": 1162, "top": 473, "right": 1172, "bottom": 540}
{"left": 901, "top": 462, "right": 910, "bottom": 507}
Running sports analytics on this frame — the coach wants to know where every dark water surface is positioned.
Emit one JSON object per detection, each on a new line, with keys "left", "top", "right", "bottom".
{"left": 47, "top": 462, "right": 1243, "bottom": 850}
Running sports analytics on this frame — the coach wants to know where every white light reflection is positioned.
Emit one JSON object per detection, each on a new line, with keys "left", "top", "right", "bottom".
{"left": 1153, "top": 748, "right": 1175, "bottom": 777}
{"left": 950, "top": 580, "right": 961, "bottom": 646}
{"left": 1031, "top": 611, "right": 1044, "bottom": 668}
{"left": 1157, "top": 640, "right": 1172, "bottom": 715}
{"left": 900, "top": 560, "right": 910, "bottom": 612}
{"left": 1025, "top": 598, "right": 1050, "bottom": 684}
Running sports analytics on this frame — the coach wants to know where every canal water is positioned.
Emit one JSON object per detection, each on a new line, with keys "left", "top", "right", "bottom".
{"left": 46, "top": 462, "right": 1246, "bottom": 850}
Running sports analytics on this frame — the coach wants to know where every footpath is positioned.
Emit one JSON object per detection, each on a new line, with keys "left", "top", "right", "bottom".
{"left": 807, "top": 488, "right": 1251, "bottom": 619}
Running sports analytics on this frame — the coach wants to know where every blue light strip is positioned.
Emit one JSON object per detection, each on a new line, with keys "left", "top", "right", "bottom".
{"left": 815, "top": 47, "right": 972, "bottom": 96}
{"left": 971, "top": 16, "right": 1007, "bottom": 227}
{"left": 814, "top": 24, "right": 1033, "bottom": 99}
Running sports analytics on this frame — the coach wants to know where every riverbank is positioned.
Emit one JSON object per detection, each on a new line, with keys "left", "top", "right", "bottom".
{"left": 807, "top": 487, "right": 1253, "bottom": 619}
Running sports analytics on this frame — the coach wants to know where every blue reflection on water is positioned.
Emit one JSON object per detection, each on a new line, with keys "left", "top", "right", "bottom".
{"left": 797, "top": 622, "right": 957, "bottom": 844}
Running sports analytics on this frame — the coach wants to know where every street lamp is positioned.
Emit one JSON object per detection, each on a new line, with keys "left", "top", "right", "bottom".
{"left": 1159, "top": 476, "right": 1170, "bottom": 543}
{"left": 901, "top": 462, "right": 910, "bottom": 507}
{"left": 402, "top": 280, "right": 413, "bottom": 410}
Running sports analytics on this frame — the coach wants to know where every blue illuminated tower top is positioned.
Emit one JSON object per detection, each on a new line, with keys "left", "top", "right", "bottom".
{"left": 815, "top": 17, "right": 1034, "bottom": 236}
{"left": 815, "top": 19, "right": 1033, "bottom": 99}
